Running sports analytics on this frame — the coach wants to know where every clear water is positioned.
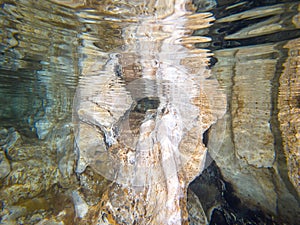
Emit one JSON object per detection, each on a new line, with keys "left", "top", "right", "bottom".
{"left": 0, "top": 0, "right": 299, "bottom": 224}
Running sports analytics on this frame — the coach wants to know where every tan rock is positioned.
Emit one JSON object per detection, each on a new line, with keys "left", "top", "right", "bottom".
{"left": 1, "top": 159, "right": 59, "bottom": 205}
{"left": 278, "top": 38, "right": 300, "bottom": 196}
{"left": 210, "top": 41, "right": 300, "bottom": 222}
{"left": 231, "top": 45, "right": 276, "bottom": 168}
{"left": 73, "top": 1, "right": 226, "bottom": 224}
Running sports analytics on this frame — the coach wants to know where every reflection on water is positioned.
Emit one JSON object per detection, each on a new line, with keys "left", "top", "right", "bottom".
{"left": 0, "top": 0, "right": 79, "bottom": 138}
{"left": 0, "top": 0, "right": 299, "bottom": 224}
{"left": 197, "top": 0, "right": 300, "bottom": 50}
{"left": 72, "top": 3, "right": 226, "bottom": 222}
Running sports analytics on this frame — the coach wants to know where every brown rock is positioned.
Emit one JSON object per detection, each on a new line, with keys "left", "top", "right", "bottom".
{"left": 278, "top": 38, "right": 300, "bottom": 196}
{"left": 209, "top": 41, "right": 300, "bottom": 223}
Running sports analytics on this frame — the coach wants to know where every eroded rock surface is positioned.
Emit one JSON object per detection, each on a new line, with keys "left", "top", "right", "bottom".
{"left": 200, "top": 2, "right": 300, "bottom": 224}
{"left": 0, "top": 151, "right": 10, "bottom": 180}
{"left": 278, "top": 38, "right": 300, "bottom": 196}
{"left": 0, "top": 124, "right": 79, "bottom": 224}
{"left": 1, "top": 0, "right": 299, "bottom": 224}
{"left": 73, "top": 0, "right": 226, "bottom": 224}
{"left": 209, "top": 40, "right": 300, "bottom": 224}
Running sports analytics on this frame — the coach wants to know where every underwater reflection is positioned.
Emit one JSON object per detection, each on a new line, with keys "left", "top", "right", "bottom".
{"left": 0, "top": 0, "right": 299, "bottom": 224}
{"left": 73, "top": 1, "right": 226, "bottom": 223}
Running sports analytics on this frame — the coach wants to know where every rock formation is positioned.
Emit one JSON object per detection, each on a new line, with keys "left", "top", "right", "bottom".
{"left": 72, "top": 0, "right": 226, "bottom": 224}
{"left": 278, "top": 37, "right": 300, "bottom": 196}
{"left": 206, "top": 3, "right": 300, "bottom": 222}
{"left": 1, "top": 0, "right": 299, "bottom": 224}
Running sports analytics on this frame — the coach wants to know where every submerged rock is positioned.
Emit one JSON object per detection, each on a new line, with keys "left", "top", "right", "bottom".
{"left": 0, "top": 127, "right": 22, "bottom": 152}
{"left": 278, "top": 38, "right": 300, "bottom": 197}
{"left": 187, "top": 189, "right": 208, "bottom": 225}
{"left": 2, "top": 0, "right": 299, "bottom": 224}
{"left": 73, "top": 0, "right": 226, "bottom": 224}
{"left": 0, "top": 128, "right": 78, "bottom": 224}
{"left": 72, "top": 191, "right": 89, "bottom": 218}
{"left": 190, "top": 160, "right": 281, "bottom": 225}
{"left": 209, "top": 37, "right": 300, "bottom": 224}
{"left": 0, "top": 151, "right": 10, "bottom": 179}
{"left": 1, "top": 159, "right": 59, "bottom": 205}
{"left": 34, "top": 118, "right": 53, "bottom": 140}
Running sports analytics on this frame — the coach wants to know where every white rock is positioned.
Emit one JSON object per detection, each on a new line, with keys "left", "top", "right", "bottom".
{"left": 34, "top": 118, "right": 53, "bottom": 140}
{"left": 72, "top": 190, "right": 88, "bottom": 218}
{"left": 0, "top": 151, "right": 10, "bottom": 179}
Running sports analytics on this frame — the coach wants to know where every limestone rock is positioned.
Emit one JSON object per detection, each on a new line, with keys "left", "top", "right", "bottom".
{"left": 0, "top": 205, "right": 28, "bottom": 224}
{"left": 72, "top": 191, "right": 89, "bottom": 218}
{"left": 278, "top": 38, "right": 300, "bottom": 196}
{"left": 77, "top": 167, "right": 111, "bottom": 206}
{"left": 0, "top": 128, "right": 77, "bottom": 224}
{"left": 34, "top": 118, "right": 53, "bottom": 140}
{"left": 0, "top": 151, "right": 10, "bottom": 179}
{"left": 210, "top": 45, "right": 277, "bottom": 209}
{"left": 1, "top": 159, "right": 59, "bottom": 205}
{"left": 48, "top": 122, "right": 77, "bottom": 187}
{"left": 0, "top": 127, "right": 22, "bottom": 152}
{"left": 230, "top": 45, "right": 276, "bottom": 168}
{"left": 209, "top": 42, "right": 300, "bottom": 223}
{"left": 72, "top": 1, "right": 226, "bottom": 224}
{"left": 0, "top": 193, "right": 76, "bottom": 225}
{"left": 36, "top": 219, "right": 64, "bottom": 225}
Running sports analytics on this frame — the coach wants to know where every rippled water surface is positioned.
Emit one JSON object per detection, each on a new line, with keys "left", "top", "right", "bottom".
{"left": 0, "top": 0, "right": 299, "bottom": 224}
